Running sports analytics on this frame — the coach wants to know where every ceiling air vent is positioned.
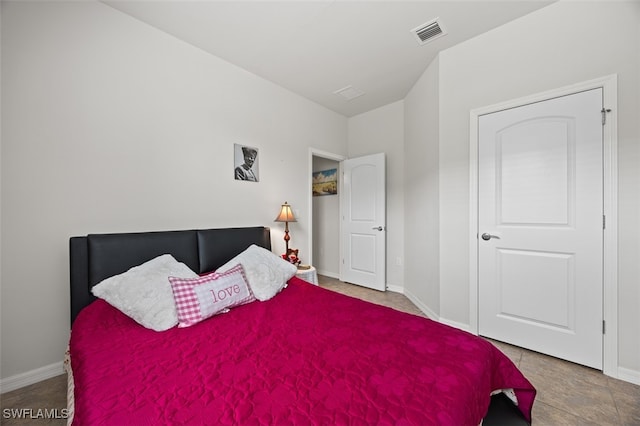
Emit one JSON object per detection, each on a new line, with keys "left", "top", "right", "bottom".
{"left": 333, "top": 85, "right": 365, "bottom": 101}
{"left": 411, "top": 18, "right": 447, "bottom": 45}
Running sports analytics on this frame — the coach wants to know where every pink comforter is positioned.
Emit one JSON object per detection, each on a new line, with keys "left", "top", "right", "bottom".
{"left": 70, "top": 277, "right": 535, "bottom": 425}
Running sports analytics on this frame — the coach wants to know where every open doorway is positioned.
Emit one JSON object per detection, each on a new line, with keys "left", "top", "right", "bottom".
{"left": 310, "top": 152, "right": 342, "bottom": 278}
{"left": 308, "top": 148, "right": 345, "bottom": 278}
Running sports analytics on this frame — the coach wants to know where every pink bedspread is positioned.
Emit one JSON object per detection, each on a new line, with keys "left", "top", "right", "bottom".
{"left": 70, "top": 277, "right": 535, "bottom": 425}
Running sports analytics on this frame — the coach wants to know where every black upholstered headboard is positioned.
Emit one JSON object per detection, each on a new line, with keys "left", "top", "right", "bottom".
{"left": 69, "top": 226, "right": 271, "bottom": 324}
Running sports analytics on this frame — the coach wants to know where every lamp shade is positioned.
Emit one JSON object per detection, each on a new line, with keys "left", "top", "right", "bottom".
{"left": 274, "top": 202, "right": 297, "bottom": 223}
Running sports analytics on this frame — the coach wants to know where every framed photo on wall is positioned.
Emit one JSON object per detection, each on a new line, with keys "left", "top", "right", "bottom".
{"left": 234, "top": 144, "right": 259, "bottom": 182}
{"left": 312, "top": 168, "right": 337, "bottom": 196}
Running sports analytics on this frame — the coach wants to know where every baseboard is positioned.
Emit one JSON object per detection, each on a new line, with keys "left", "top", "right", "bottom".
{"left": 403, "top": 288, "right": 439, "bottom": 320}
{"left": 0, "top": 361, "right": 64, "bottom": 394}
{"left": 403, "top": 289, "right": 473, "bottom": 333}
{"left": 316, "top": 271, "right": 401, "bottom": 293}
{"left": 386, "top": 284, "right": 404, "bottom": 293}
{"left": 316, "top": 269, "right": 339, "bottom": 280}
{"left": 617, "top": 367, "right": 640, "bottom": 386}
{"left": 439, "top": 318, "right": 472, "bottom": 333}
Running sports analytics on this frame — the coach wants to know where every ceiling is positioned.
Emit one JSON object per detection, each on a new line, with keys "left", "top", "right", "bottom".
{"left": 103, "top": 1, "right": 555, "bottom": 117}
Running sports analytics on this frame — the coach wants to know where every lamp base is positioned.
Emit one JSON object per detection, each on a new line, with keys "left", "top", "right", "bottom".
{"left": 284, "top": 226, "right": 291, "bottom": 253}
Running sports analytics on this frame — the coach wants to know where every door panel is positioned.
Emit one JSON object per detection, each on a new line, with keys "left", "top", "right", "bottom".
{"left": 497, "top": 249, "right": 575, "bottom": 330}
{"left": 342, "top": 153, "right": 386, "bottom": 291}
{"left": 350, "top": 164, "right": 377, "bottom": 220}
{"left": 478, "top": 89, "right": 603, "bottom": 369}
{"left": 350, "top": 234, "right": 376, "bottom": 272}
{"left": 498, "top": 118, "right": 573, "bottom": 225}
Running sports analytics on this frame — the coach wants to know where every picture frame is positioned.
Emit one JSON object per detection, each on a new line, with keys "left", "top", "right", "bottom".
{"left": 312, "top": 168, "right": 337, "bottom": 196}
{"left": 234, "top": 144, "right": 259, "bottom": 182}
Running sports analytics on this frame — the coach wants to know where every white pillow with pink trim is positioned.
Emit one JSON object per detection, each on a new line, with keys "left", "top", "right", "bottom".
{"left": 169, "top": 263, "right": 255, "bottom": 328}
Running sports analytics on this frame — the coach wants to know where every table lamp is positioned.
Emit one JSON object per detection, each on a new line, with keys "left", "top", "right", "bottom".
{"left": 274, "top": 201, "right": 296, "bottom": 253}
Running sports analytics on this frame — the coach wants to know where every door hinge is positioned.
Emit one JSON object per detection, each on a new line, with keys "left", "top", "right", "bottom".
{"left": 601, "top": 108, "right": 611, "bottom": 125}
{"left": 602, "top": 320, "right": 606, "bottom": 334}
{"left": 603, "top": 215, "right": 606, "bottom": 230}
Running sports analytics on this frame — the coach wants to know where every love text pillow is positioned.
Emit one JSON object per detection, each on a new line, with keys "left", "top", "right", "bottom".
{"left": 169, "top": 264, "right": 255, "bottom": 327}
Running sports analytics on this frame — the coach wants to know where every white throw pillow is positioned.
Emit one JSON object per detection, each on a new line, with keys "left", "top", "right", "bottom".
{"left": 91, "top": 254, "right": 198, "bottom": 331}
{"left": 218, "top": 245, "right": 297, "bottom": 301}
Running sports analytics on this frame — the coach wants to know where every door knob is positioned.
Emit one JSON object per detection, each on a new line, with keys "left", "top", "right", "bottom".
{"left": 481, "top": 233, "right": 500, "bottom": 241}
{"left": 372, "top": 226, "right": 385, "bottom": 231}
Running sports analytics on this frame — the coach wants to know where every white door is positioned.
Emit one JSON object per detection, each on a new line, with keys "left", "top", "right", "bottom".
{"left": 478, "top": 89, "right": 603, "bottom": 369}
{"left": 341, "top": 153, "right": 386, "bottom": 291}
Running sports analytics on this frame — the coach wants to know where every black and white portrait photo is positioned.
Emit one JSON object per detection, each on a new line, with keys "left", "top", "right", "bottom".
{"left": 234, "top": 144, "right": 259, "bottom": 182}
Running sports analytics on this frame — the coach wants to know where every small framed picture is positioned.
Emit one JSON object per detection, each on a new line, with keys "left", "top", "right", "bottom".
{"left": 312, "top": 168, "right": 338, "bottom": 196}
{"left": 234, "top": 144, "right": 259, "bottom": 182}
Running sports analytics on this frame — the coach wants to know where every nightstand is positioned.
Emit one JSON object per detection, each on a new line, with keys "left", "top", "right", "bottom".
{"left": 295, "top": 265, "right": 318, "bottom": 285}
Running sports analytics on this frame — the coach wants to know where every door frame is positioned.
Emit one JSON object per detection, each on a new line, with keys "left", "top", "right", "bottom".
{"left": 308, "top": 148, "right": 346, "bottom": 273}
{"left": 468, "top": 75, "right": 618, "bottom": 378}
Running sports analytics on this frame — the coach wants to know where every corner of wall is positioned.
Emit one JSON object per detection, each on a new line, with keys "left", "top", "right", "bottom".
{"left": 403, "top": 54, "right": 440, "bottom": 317}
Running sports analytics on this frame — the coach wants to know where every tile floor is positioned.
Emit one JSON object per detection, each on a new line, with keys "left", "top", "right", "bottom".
{"left": 1, "top": 275, "right": 639, "bottom": 425}
{"left": 1, "top": 374, "right": 67, "bottom": 425}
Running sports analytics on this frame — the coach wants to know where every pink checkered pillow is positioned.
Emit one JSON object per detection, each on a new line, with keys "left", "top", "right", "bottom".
{"left": 168, "top": 264, "right": 255, "bottom": 328}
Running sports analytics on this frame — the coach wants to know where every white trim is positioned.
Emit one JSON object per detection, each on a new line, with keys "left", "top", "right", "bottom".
{"left": 601, "top": 77, "right": 619, "bottom": 379}
{"left": 617, "top": 367, "right": 640, "bottom": 387}
{"left": 404, "top": 289, "right": 470, "bottom": 334}
{"left": 404, "top": 288, "right": 439, "bottom": 320}
{"left": 308, "top": 148, "right": 346, "bottom": 279}
{"left": 406, "top": 288, "right": 473, "bottom": 334}
{"left": 0, "top": 361, "right": 64, "bottom": 394}
{"left": 469, "top": 75, "right": 619, "bottom": 377}
{"left": 439, "top": 318, "right": 472, "bottom": 334}
{"left": 385, "top": 283, "right": 404, "bottom": 293}
{"left": 316, "top": 269, "right": 339, "bottom": 280}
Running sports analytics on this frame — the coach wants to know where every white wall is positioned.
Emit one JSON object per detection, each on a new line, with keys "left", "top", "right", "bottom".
{"left": 0, "top": 1, "right": 347, "bottom": 382}
{"left": 348, "top": 101, "right": 405, "bottom": 290}
{"left": 312, "top": 156, "right": 340, "bottom": 277}
{"left": 404, "top": 56, "right": 440, "bottom": 316}
{"left": 407, "top": 1, "right": 640, "bottom": 376}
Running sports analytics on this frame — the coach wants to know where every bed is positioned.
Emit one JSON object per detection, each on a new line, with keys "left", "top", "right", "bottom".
{"left": 68, "top": 226, "right": 536, "bottom": 425}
